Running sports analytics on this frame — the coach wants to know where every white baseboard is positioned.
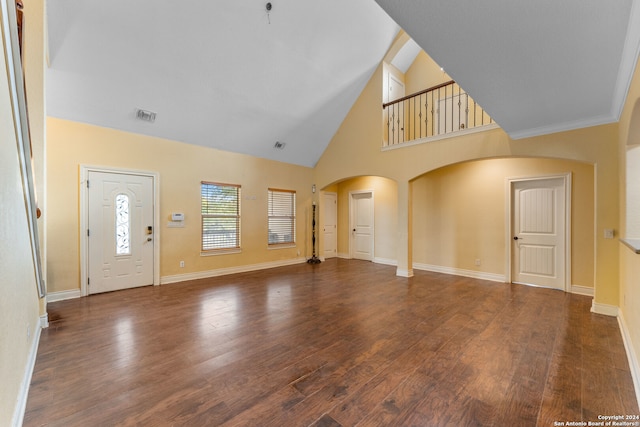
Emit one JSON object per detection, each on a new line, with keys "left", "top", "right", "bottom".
{"left": 47, "top": 289, "right": 81, "bottom": 302}
{"left": 161, "top": 257, "right": 307, "bottom": 284}
{"left": 618, "top": 310, "right": 640, "bottom": 410}
{"left": 12, "top": 321, "right": 42, "bottom": 427}
{"left": 396, "top": 268, "right": 414, "bottom": 277}
{"left": 337, "top": 252, "right": 350, "bottom": 259}
{"left": 570, "top": 285, "right": 594, "bottom": 296}
{"left": 591, "top": 301, "right": 619, "bottom": 317}
{"left": 413, "top": 263, "right": 506, "bottom": 283}
{"left": 40, "top": 313, "right": 49, "bottom": 329}
{"left": 373, "top": 257, "right": 397, "bottom": 266}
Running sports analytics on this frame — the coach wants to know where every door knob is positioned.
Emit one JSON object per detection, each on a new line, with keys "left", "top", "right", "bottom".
{"left": 146, "top": 237, "right": 153, "bottom": 242}
{"left": 513, "top": 236, "right": 522, "bottom": 240}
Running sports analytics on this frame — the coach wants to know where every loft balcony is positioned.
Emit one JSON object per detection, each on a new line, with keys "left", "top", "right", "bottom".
{"left": 382, "top": 80, "right": 497, "bottom": 149}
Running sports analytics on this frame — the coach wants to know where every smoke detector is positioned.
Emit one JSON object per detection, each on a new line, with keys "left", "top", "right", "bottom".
{"left": 274, "top": 141, "right": 286, "bottom": 149}
{"left": 136, "top": 108, "right": 156, "bottom": 123}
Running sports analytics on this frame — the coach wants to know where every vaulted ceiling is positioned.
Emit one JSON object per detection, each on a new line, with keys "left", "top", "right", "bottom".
{"left": 47, "top": 1, "right": 640, "bottom": 167}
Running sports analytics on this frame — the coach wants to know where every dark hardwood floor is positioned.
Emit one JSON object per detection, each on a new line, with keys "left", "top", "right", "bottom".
{"left": 24, "top": 259, "right": 638, "bottom": 426}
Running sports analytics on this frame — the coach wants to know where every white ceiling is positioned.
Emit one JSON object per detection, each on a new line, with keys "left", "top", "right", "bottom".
{"left": 46, "top": 0, "right": 399, "bottom": 167}
{"left": 375, "top": 0, "right": 640, "bottom": 139}
{"left": 47, "top": 1, "right": 640, "bottom": 167}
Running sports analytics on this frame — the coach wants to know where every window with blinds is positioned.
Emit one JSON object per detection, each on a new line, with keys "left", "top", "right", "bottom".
{"left": 268, "top": 189, "right": 296, "bottom": 245}
{"left": 201, "top": 182, "right": 240, "bottom": 251}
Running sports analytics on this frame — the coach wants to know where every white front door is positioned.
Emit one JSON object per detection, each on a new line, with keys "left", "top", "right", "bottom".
{"left": 323, "top": 192, "right": 337, "bottom": 259}
{"left": 88, "top": 171, "right": 154, "bottom": 294}
{"left": 511, "top": 177, "right": 568, "bottom": 290}
{"left": 351, "top": 191, "right": 374, "bottom": 261}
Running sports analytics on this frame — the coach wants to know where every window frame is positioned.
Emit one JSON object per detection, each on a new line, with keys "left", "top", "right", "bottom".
{"left": 267, "top": 188, "right": 296, "bottom": 247}
{"left": 201, "top": 181, "right": 241, "bottom": 253}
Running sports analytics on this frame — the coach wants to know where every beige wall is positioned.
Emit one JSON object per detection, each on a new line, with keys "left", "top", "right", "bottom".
{"left": 412, "top": 158, "right": 595, "bottom": 288}
{"left": 618, "top": 43, "right": 640, "bottom": 394}
{"left": 0, "top": 11, "right": 42, "bottom": 424}
{"left": 405, "top": 50, "right": 450, "bottom": 95}
{"left": 46, "top": 118, "right": 313, "bottom": 293}
{"left": 314, "top": 42, "right": 619, "bottom": 305}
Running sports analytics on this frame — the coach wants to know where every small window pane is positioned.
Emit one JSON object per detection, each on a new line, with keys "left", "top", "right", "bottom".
{"left": 202, "top": 182, "right": 241, "bottom": 251}
{"left": 115, "top": 194, "right": 130, "bottom": 255}
{"left": 268, "top": 189, "right": 295, "bottom": 245}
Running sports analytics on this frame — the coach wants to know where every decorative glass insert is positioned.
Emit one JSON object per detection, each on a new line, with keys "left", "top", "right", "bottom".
{"left": 115, "top": 194, "right": 130, "bottom": 255}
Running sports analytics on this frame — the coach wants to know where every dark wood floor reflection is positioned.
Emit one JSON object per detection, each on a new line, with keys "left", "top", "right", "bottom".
{"left": 25, "top": 259, "right": 638, "bottom": 426}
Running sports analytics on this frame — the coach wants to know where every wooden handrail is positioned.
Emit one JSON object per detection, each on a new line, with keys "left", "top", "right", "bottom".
{"left": 382, "top": 80, "right": 455, "bottom": 109}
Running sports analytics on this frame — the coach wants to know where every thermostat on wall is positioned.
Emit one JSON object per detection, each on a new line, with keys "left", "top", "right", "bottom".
{"left": 171, "top": 213, "right": 184, "bottom": 221}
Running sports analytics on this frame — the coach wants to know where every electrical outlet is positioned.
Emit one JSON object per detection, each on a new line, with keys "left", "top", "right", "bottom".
{"left": 179, "top": 261, "right": 185, "bottom": 268}
{"left": 475, "top": 259, "right": 481, "bottom": 266}
{"left": 604, "top": 229, "right": 615, "bottom": 239}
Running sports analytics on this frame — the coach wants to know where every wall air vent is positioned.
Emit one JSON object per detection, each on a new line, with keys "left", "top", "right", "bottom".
{"left": 274, "top": 141, "right": 286, "bottom": 149}
{"left": 135, "top": 108, "right": 156, "bottom": 123}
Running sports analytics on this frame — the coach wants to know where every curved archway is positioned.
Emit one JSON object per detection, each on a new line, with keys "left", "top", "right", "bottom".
{"left": 319, "top": 176, "right": 398, "bottom": 263}
{"left": 410, "top": 157, "right": 595, "bottom": 292}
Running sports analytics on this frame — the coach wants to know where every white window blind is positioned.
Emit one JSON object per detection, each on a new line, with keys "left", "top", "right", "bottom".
{"left": 201, "top": 182, "right": 240, "bottom": 251}
{"left": 268, "top": 189, "right": 295, "bottom": 245}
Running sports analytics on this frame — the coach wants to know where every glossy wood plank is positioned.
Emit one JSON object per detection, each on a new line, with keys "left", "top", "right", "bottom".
{"left": 24, "top": 259, "right": 638, "bottom": 426}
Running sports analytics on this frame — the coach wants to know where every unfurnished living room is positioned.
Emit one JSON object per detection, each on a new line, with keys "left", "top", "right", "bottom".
{"left": 3, "top": 0, "right": 640, "bottom": 426}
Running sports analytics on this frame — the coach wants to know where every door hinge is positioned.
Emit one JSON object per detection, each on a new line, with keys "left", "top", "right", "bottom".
{"left": 88, "top": 277, "right": 90, "bottom": 285}
{"left": 87, "top": 229, "right": 90, "bottom": 237}
{"left": 86, "top": 180, "right": 90, "bottom": 188}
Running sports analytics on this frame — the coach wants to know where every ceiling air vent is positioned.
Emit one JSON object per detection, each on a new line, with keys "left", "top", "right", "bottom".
{"left": 136, "top": 108, "right": 156, "bottom": 123}
{"left": 274, "top": 141, "right": 286, "bottom": 149}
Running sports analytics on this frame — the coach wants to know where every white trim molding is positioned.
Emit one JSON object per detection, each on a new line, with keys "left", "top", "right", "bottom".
{"left": 591, "top": 301, "right": 619, "bottom": 317}
{"left": 618, "top": 310, "right": 640, "bottom": 410}
{"left": 396, "top": 268, "right": 414, "bottom": 278}
{"left": 47, "top": 289, "right": 82, "bottom": 302}
{"left": 570, "top": 285, "right": 594, "bottom": 296}
{"left": 161, "top": 257, "right": 307, "bottom": 285}
{"left": 12, "top": 321, "right": 42, "bottom": 427}
{"left": 373, "top": 257, "right": 397, "bottom": 266}
{"left": 413, "top": 262, "right": 506, "bottom": 283}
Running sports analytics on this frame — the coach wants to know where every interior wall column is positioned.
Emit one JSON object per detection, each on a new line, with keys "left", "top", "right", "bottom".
{"left": 396, "top": 180, "right": 413, "bottom": 277}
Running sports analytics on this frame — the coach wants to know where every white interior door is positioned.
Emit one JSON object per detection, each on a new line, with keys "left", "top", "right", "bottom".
{"left": 88, "top": 171, "right": 154, "bottom": 294}
{"left": 351, "top": 192, "right": 374, "bottom": 261}
{"left": 511, "top": 177, "right": 567, "bottom": 290}
{"left": 323, "top": 192, "right": 337, "bottom": 259}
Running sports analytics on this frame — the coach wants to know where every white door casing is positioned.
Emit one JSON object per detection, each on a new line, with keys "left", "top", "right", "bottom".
{"left": 350, "top": 191, "right": 374, "bottom": 261}
{"left": 80, "top": 166, "right": 159, "bottom": 296}
{"left": 509, "top": 175, "right": 571, "bottom": 291}
{"left": 323, "top": 192, "right": 337, "bottom": 259}
{"left": 388, "top": 74, "right": 405, "bottom": 142}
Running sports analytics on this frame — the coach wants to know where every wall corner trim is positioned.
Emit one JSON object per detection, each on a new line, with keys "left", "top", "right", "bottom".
{"left": 618, "top": 310, "right": 640, "bottom": 411}
{"left": 590, "top": 301, "right": 619, "bottom": 317}
{"left": 396, "top": 268, "right": 414, "bottom": 278}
